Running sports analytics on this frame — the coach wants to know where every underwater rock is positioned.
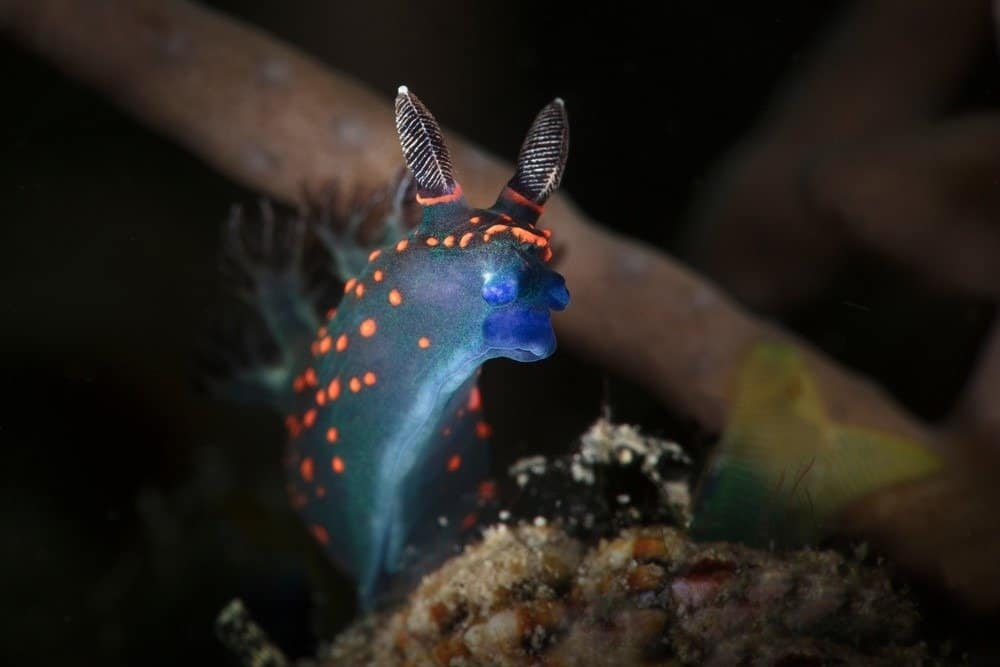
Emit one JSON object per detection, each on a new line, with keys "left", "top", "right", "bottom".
{"left": 215, "top": 598, "right": 289, "bottom": 667}
{"left": 502, "top": 418, "right": 693, "bottom": 541}
{"left": 324, "top": 523, "right": 582, "bottom": 665}
{"left": 325, "top": 524, "right": 928, "bottom": 666}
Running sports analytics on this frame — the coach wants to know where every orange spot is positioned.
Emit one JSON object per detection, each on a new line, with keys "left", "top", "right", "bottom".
{"left": 326, "top": 426, "right": 339, "bottom": 443}
{"left": 457, "top": 408, "right": 465, "bottom": 418}
{"left": 477, "top": 480, "right": 497, "bottom": 502}
{"left": 373, "top": 269, "right": 384, "bottom": 282}
{"left": 327, "top": 377, "right": 341, "bottom": 400}
{"left": 443, "top": 235, "right": 455, "bottom": 247}
{"left": 447, "top": 454, "right": 462, "bottom": 472}
{"left": 483, "top": 233, "right": 491, "bottom": 242}
{"left": 510, "top": 227, "right": 547, "bottom": 246}
{"left": 292, "top": 376, "right": 305, "bottom": 393}
{"left": 317, "top": 326, "right": 328, "bottom": 338}
{"left": 332, "top": 456, "right": 345, "bottom": 474}
{"left": 344, "top": 277, "right": 357, "bottom": 294}
{"left": 541, "top": 228, "right": 553, "bottom": 239}
{"left": 469, "top": 215, "right": 481, "bottom": 224}
{"left": 349, "top": 377, "right": 362, "bottom": 393}
{"left": 336, "top": 334, "right": 348, "bottom": 352}
{"left": 316, "top": 389, "right": 327, "bottom": 406}
{"left": 485, "top": 224, "right": 510, "bottom": 236}
{"left": 396, "top": 239, "right": 409, "bottom": 252}
{"left": 542, "top": 246, "right": 553, "bottom": 262}
{"left": 468, "top": 386, "right": 482, "bottom": 411}
{"left": 415, "top": 183, "right": 463, "bottom": 205}
{"left": 461, "top": 512, "right": 478, "bottom": 530}
{"left": 442, "top": 427, "right": 452, "bottom": 437}
{"left": 475, "top": 421, "right": 493, "bottom": 439}
{"left": 360, "top": 318, "right": 377, "bottom": 337}
{"left": 318, "top": 336, "right": 332, "bottom": 354}
{"left": 368, "top": 249, "right": 382, "bottom": 262}
{"left": 311, "top": 341, "right": 320, "bottom": 356}
{"left": 326, "top": 307, "right": 337, "bottom": 320}
{"left": 302, "top": 408, "right": 317, "bottom": 428}
{"left": 316, "top": 486, "right": 326, "bottom": 499}
{"left": 311, "top": 524, "right": 329, "bottom": 544}
{"left": 304, "top": 368, "right": 318, "bottom": 387}
{"left": 363, "top": 371, "right": 377, "bottom": 386}
{"left": 285, "top": 415, "right": 301, "bottom": 437}
{"left": 418, "top": 336, "right": 431, "bottom": 349}
{"left": 425, "top": 237, "right": 439, "bottom": 247}
{"left": 388, "top": 289, "right": 402, "bottom": 306}
{"left": 499, "top": 213, "right": 513, "bottom": 222}
{"left": 355, "top": 283, "right": 365, "bottom": 298}
{"left": 459, "top": 232, "right": 474, "bottom": 248}
{"left": 508, "top": 227, "right": 529, "bottom": 242}
{"left": 300, "top": 457, "right": 315, "bottom": 482}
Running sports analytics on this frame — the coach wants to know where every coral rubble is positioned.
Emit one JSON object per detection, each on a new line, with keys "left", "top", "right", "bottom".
{"left": 325, "top": 524, "right": 926, "bottom": 666}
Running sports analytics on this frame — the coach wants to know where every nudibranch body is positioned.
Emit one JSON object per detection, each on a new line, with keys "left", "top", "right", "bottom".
{"left": 282, "top": 87, "right": 570, "bottom": 607}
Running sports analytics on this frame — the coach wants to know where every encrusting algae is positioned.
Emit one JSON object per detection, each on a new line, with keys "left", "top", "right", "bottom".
{"left": 325, "top": 523, "right": 926, "bottom": 666}
{"left": 312, "top": 415, "right": 935, "bottom": 666}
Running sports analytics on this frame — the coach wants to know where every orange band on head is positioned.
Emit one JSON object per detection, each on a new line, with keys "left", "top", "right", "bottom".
{"left": 502, "top": 186, "right": 544, "bottom": 214}
{"left": 416, "top": 183, "right": 464, "bottom": 206}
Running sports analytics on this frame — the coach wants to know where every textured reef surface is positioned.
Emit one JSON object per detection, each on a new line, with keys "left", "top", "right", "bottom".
{"left": 308, "top": 419, "right": 932, "bottom": 666}
{"left": 326, "top": 523, "right": 927, "bottom": 666}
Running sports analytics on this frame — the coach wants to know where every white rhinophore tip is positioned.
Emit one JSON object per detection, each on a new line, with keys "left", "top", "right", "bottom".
{"left": 397, "top": 85, "right": 409, "bottom": 95}
{"left": 554, "top": 97, "right": 565, "bottom": 106}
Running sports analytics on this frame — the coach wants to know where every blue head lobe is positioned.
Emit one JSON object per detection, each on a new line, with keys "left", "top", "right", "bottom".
{"left": 480, "top": 251, "right": 569, "bottom": 361}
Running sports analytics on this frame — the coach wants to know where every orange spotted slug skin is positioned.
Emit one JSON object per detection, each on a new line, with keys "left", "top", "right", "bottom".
{"left": 283, "top": 88, "right": 570, "bottom": 608}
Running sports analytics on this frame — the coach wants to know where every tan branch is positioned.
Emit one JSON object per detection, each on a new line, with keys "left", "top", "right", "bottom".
{"left": 765, "top": 0, "right": 990, "bottom": 144}
{"left": 687, "top": 0, "right": 992, "bottom": 308}
{"left": 953, "top": 319, "right": 1000, "bottom": 439}
{"left": 807, "top": 115, "right": 1000, "bottom": 298}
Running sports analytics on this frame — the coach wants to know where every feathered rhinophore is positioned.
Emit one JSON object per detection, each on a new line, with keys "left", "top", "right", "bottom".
{"left": 394, "top": 86, "right": 460, "bottom": 204}
{"left": 508, "top": 98, "right": 569, "bottom": 206}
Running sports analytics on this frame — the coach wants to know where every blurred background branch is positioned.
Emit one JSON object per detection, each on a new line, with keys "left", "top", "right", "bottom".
{"left": 686, "top": 0, "right": 993, "bottom": 308}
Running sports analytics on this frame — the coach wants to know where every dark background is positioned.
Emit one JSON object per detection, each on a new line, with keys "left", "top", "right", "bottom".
{"left": 1, "top": 1, "right": 996, "bottom": 664}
